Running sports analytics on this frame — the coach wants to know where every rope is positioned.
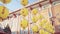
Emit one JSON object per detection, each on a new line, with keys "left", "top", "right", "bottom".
{"left": 2, "top": 0, "right": 5, "bottom": 16}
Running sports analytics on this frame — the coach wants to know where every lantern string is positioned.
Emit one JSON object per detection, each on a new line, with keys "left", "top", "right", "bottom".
{"left": 2, "top": 0, "right": 6, "bottom": 14}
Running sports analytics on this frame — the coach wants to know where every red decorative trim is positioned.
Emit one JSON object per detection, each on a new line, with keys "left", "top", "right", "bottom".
{"left": 13, "top": 14, "right": 17, "bottom": 18}
{"left": 30, "top": 6, "right": 33, "bottom": 10}
{"left": 49, "top": 0, "right": 52, "bottom": 4}
{"left": 39, "top": 3, "right": 42, "bottom": 7}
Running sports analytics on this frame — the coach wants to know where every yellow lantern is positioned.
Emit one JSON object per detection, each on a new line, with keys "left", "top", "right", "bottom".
{"left": 32, "top": 8, "right": 38, "bottom": 15}
{"left": 21, "top": 0, "right": 28, "bottom": 6}
{"left": 20, "top": 19, "right": 28, "bottom": 29}
{"left": 32, "top": 25, "right": 39, "bottom": 33}
{"left": 39, "top": 29, "right": 50, "bottom": 34}
{"left": 43, "top": 22, "right": 55, "bottom": 33}
{"left": 42, "top": 19, "right": 47, "bottom": 23}
{"left": 39, "top": 29, "right": 45, "bottom": 34}
{"left": 0, "top": 0, "right": 11, "bottom": 4}
{"left": 39, "top": 19, "right": 47, "bottom": 27}
{"left": 38, "top": 14, "right": 43, "bottom": 19}
{"left": 0, "top": 6, "right": 9, "bottom": 19}
{"left": 20, "top": 8, "right": 28, "bottom": 17}
{"left": 32, "top": 16, "right": 38, "bottom": 23}
{"left": 45, "top": 31, "right": 50, "bottom": 34}
{"left": 46, "top": 23, "right": 55, "bottom": 33}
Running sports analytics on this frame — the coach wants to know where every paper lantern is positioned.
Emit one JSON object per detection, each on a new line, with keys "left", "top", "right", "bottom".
{"left": 20, "top": 19, "right": 28, "bottom": 29}
{"left": 43, "top": 22, "right": 55, "bottom": 33}
{"left": 0, "top": 6, "right": 9, "bottom": 19}
{"left": 42, "top": 19, "right": 47, "bottom": 23}
{"left": 20, "top": 8, "right": 28, "bottom": 17}
{"left": 32, "top": 16, "right": 38, "bottom": 23}
{"left": 39, "top": 19, "right": 47, "bottom": 27}
{"left": 39, "top": 29, "right": 45, "bottom": 34}
{"left": 45, "top": 31, "right": 50, "bottom": 34}
{"left": 39, "top": 29, "right": 50, "bottom": 34}
{"left": 32, "top": 25, "right": 39, "bottom": 33}
{"left": 38, "top": 14, "right": 43, "bottom": 19}
{"left": 32, "top": 8, "right": 38, "bottom": 15}
{"left": 21, "top": 0, "right": 28, "bottom": 6}
{"left": 0, "top": 0, "right": 11, "bottom": 4}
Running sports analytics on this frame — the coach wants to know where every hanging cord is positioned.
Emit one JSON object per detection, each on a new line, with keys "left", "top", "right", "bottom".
{"left": 2, "top": 0, "right": 5, "bottom": 14}
{"left": 0, "top": 0, "right": 6, "bottom": 21}
{"left": 17, "top": 15, "right": 19, "bottom": 34}
{"left": 2, "top": 6, "right": 5, "bottom": 14}
{"left": 49, "top": 0, "right": 55, "bottom": 34}
{"left": 0, "top": 0, "right": 14, "bottom": 13}
{"left": 28, "top": 10, "right": 30, "bottom": 34}
{"left": 49, "top": 0, "right": 55, "bottom": 26}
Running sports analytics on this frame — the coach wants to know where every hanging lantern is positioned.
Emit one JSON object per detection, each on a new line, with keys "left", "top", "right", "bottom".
{"left": 42, "top": 19, "right": 47, "bottom": 23}
{"left": 39, "top": 19, "right": 47, "bottom": 27}
{"left": 39, "top": 29, "right": 45, "bottom": 34}
{"left": 32, "top": 25, "right": 39, "bottom": 33}
{"left": 39, "top": 29, "right": 50, "bottom": 34}
{"left": 45, "top": 31, "right": 50, "bottom": 34}
{"left": 43, "top": 22, "right": 55, "bottom": 33}
{"left": 20, "top": 19, "right": 28, "bottom": 29}
{"left": 0, "top": 0, "right": 11, "bottom": 4}
{"left": 20, "top": 8, "right": 28, "bottom": 17}
{"left": 38, "top": 14, "right": 43, "bottom": 20}
{"left": 21, "top": 0, "right": 28, "bottom": 6}
{"left": 32, "top": 16, "right": 38, "bottom": 23}
{"left": 0, "top": 6, "right": 9, "bottom": 19}
{"left": 32, "top": 8, "right": 38, "bottom": 15}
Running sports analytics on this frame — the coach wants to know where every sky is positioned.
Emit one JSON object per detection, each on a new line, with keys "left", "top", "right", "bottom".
{"left": 0, "top": 0, "right": 40, "bottom": 12}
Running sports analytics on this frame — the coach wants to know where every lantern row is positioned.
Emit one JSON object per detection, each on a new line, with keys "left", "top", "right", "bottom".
{"left": 0, "top": 0, "right": 58, "bottom": 21}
